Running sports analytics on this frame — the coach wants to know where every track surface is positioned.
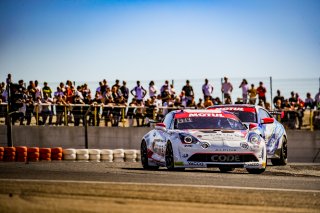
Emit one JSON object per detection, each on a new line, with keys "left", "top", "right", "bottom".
{"left": 0, "top": 162, "right": 319, "bottom": 212}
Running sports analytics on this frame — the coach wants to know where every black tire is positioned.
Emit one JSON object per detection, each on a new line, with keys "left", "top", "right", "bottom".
{"left": 141, "top": 140, "right": 159, "bottom": 170}
{"left": 271, "top": 137, "right": 288, "bottom": 166}
{"left": 246, "top": 168, "right": 266, "bottom": 174}
{"left": 165, "top": 142, "right": 185, "bottom": 171}
{"left": 219, "top": 167, "right": 235, "bottom": 173}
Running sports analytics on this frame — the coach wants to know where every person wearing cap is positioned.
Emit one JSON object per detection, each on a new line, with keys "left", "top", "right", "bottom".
{"left": 221, "top": 77, "right": 233, "bottom": 104}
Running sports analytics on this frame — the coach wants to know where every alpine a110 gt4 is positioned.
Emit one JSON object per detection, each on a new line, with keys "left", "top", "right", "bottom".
{"left": 140, "top": 109, "right": 268, "bottom": 174}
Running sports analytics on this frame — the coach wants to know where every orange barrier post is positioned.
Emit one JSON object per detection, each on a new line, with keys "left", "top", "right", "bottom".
{"left": 39, "top": 148, "right": 51, "bottom": 161}
{"left": 51, "top": 147, "right": 63, "bottom": 160}
{"left": 4, "top": 147, "right": 16, "bottom": 162}
{"left": 0, "top": 147, "right": 4, "bottom": 161}
{"left": 27, "top": 147, "right": 40, "bottom": 162}
{"left": 15, "top": 146, "right": 27, "bottom": 162}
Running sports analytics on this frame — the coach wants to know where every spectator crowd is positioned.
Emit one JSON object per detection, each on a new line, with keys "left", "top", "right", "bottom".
{"left": 1, "top": 74, "right": 320, "bottom": 128}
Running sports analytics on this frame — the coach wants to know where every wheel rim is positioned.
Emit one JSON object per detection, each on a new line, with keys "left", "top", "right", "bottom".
{"left": 282, "top": 139, "right": 288, "bottom": 161}
{"left": 165, "top": 143, "right": 174, "bottom": 168}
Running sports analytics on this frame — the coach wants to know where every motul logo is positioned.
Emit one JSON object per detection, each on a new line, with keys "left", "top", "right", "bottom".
{"left": 189, "top": 113, "right": 223, "bottom": 117}
{"left": 219, "top": 107, "right": 244, "bottom": 111}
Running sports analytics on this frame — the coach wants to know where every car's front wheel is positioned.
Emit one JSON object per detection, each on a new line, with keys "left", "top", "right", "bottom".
{"left": 271, "top": 137, "right": 288, "bottom": 166}
{"left": 141, "top": 140, "right": 159, "bottom": 170}
{"left": 165, "top": 142, "right": 185, "bottom": 171}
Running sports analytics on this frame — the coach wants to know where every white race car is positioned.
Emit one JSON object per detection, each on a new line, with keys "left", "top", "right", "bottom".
{"left": 141, "top": 109, "right": 267, "bottom": 174}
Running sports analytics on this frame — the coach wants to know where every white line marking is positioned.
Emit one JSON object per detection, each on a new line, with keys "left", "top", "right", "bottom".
{"left": 0, "top": 178, "right": 319, "bottom": 193}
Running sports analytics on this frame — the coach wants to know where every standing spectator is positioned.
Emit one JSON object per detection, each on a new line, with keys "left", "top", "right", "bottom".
{"left": 315, "top": 88, "right": 320, "bottom": 109}
{"left": 75, "top": 86, "right": 84, "bottom": 100}
{"left": 41, "top": 93, "right": 53, "bottom": 125}
{"left": 120, "top": 81, "right": 129, "bottom": 103}
{"left": 112, "top": 79, "right": 122, "bottom": 97}
{"left": 42, "top": 82, "right": 52, "bottom": 98}
{"left": 273, "top": 90, "right": 284, "bottom": 108}
{"left": 130, "top": 81, "right": 147, "bottom": 104}
{"left": 72, "top": 94, "right": 84, "bottom": 126}
{"left": 34, "top": 80, "right": 42, "bottom": 100}
{"left": 54, "top": 95, "right": 67, "bottom": 126}
{"left": 27, "top": 81, "right": 36, "bottom": 100}
{"left": 248, "top": 84, "right": 257, "bottom": 105}
{"left": 82, "top": 83, "right": 91, "bottom": 99}
{"left": 179, "top": 91, "right": 188, "bottom": 107}
{"left": 221, "top": 77, "right": 233, "bottom": 104}
{"left": 288, "top": 91, "right": 297, "bottom": 105}
{"left": 239, "top": 79, "right": 248, "bottom": 104}
{"left": 148, "top": 81, "right": 157, "bottom": 98}
{"left": 304, "top": 92, "right": 314, "bottom": 109}
{"left": 182, "top": 80, "right": 194, "bottom": 105}
{"left": 160, "top": 80, "right": 169, "bottom": 94}
{"left": 54, "top": 87, "right": 64, "bottom": 98}
{"left": 169, "top": 84, "right": 176, "bottom": 99}
{"left": 202, "top": 78, "right": 214, "bottom": 101}
{"left": 256, "top": 81, "right": 267, "bottom": 106}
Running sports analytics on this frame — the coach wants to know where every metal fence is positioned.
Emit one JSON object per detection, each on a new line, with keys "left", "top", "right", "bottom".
{"left": 0, "top": 103, "right": 319, "bottom": 130}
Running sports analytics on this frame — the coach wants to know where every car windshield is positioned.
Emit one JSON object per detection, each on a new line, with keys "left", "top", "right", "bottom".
{"left": 231, "top": 111, "right": 257, "bottom": 123}
{"left": 174, "top": 117, "right": 246, "bottom": 130}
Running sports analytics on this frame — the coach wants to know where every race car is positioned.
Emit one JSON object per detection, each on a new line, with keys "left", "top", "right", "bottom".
{"left": 208, "top": 104, "right": 287, "bottom": 166}
{"left": 140, "top": 109, "right": 267, "bottom": 174}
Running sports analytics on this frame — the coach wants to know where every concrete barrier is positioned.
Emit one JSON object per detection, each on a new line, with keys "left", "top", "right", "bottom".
{"left": 0, "top": 126, "right": 319, "bottom": 163}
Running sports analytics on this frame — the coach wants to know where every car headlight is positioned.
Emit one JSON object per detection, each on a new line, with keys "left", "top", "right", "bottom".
{"left": 248, "top": 133, "right": 261, "bottom": 145}
{"left": 179, "top": 133, "right": 199, "bottom": 144}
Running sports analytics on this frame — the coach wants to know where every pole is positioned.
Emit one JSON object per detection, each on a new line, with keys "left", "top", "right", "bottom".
{"left": 7, "top": 113, "right": 12, "bottom": 147}
{"left": 221, "top": 78, "right": 223, "bottom": 104}
{"left": 84, "top": 108, "right": 91, "bottom": 149}
{"left": 270, "top": 76, "right": 273, "bottom": 110}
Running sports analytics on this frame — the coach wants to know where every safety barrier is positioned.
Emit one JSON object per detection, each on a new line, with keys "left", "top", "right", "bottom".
{"left": 0, "top": 147, "right": 140, "bottom": 162}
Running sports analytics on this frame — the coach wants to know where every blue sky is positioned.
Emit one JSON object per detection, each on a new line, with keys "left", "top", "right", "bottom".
{"left": 0, "top": 0, "right": 319, "bottom": 82}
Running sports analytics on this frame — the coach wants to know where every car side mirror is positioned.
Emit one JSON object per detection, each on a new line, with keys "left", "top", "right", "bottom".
{"left": 155, "top": 123, "right": 166, "bottom": 131}
{"left": 261, "top": 117, "right": 274, "bottom": 124}
{"left": 249, "top": 123, "right": 258, "bottom": 130}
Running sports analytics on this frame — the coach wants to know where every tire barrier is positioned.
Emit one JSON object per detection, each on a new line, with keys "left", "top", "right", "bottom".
{"left": 76, "top": 149, "right": 89, "bottom": 161}
{"left": 89, "top": 149, "right": 101, "bottom": 162}
{"left": 0, "top": 147, "right": 4, "bottom": 161}
{"left": 39, "top": 148, "right": 51, "bottom": 161}
{"left": 101, "top": 149, "right": 113, "bottom": 162}
{"left": 27, "top": 147, "right": 40, "bottom": 162}
{"left": 51, "top": 147, "right": 63, "bottom": 160}
{"left": 4, "top": 147, "right": 16, "bottom": 162}
{"left": 0, "top": 147, "right": 140, "bottom": 163}
{"left": 124, "top": 150, "right": 137, "bottom": 162}
{"left": 16, "top": 146, "right": 27, "bottom": 162}
{"left": 113, "top": 149, "right": 125, "bottom": 162}
{"left": 63, "top": 148, "right": 77, "bottom": 161}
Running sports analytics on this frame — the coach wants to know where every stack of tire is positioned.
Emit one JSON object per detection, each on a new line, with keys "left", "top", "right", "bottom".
{"left": 4, "top": 147, "right": 16, "bottom": 162}
{"left": 124, "top": 150, "right": 137, "bottom": 162}
{"left": 16, "top": 146, "right": 28, "bottom": 162}
{"left": 51, "top": 147, "right": 63, "bottom": 161}
{"left": 113, "top": 149, "right": 125, "bottom": 162}
{"left": 40, "top": 148, "right": 51, "bottom": 161}
{"left": 101, "top": 149, "right": 113, "bottom": 162}
{"left": 27, "top": 147, "right": 40, "bottom": 161}
{"left": 0, "top": 147, "right": 4, "bottom": 161}
{"left": 89, "top": 149, "right": 101, "bottom": 162}
{"left": 76, "top": 149, "right": 89, "bottom": 162}
{"left": 63, "top": 148, "right": 76, "bottom": 161}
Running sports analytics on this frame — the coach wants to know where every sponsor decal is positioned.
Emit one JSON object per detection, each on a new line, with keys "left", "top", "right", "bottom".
{"left": 216, "top": 107, "right": 256, "bottom": 113}
{"left": 246, "top": 162, "right": 259, "bottom": 166}
{"left": 189, "top": 113, "right": 223, "bottom": 117}
{"left": 188, "top": 162, "right": 204, "bottom": 166}
{"left": 211, "top": 155, "right": 241, "bottom": 162}
{"left": 174, "top": 162, "right": 184, "bottom": 166}
{"left": 184, "top": 144, "right": 193, "bottom": 148}
{"left": 240, "top": 142, "right": 249, "bottom": 150}
{"left": 214, "top": 148, "right": 237, "bottom": 152}
{"left": 182, "top": 154, "right": 189, "bottom": 158}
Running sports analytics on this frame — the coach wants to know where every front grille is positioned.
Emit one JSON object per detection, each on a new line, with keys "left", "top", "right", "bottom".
{"left": 188, "top": 153, "right": 258, "bottom": 163}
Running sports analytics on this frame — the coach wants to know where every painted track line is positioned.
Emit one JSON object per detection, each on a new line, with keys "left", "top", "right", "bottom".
{"left": 0, "top": 178, "right": 319, "bottom": 193}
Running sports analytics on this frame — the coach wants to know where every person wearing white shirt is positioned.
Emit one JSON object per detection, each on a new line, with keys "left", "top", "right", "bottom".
{"left": 202, "top": 78, "right": 214, "bottom": 100}
{"left": 239, "top": 79, "right": 249, "bottom": 104}
{"left": 221, "top": 77, "right": 233, "bottom": 104}
{"left": 148, "top": 81, "right": 157, "bottom": 98}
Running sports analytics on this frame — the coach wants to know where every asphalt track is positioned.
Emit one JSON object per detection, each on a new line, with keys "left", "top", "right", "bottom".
{"left": 0, "top": 161, "right": 319, "bottom": 212}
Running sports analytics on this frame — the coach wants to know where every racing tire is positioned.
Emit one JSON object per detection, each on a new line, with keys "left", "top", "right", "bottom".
{"left": 219, "top": 167, "right": 235, "bottom": 173}
{"left": 271, "top": 138, "right": 288, "bottom": 166}
{"left": 165, "top": 142, "right": 185, "bottom": 171}
{"left": 141, "top": 140, "right": 159, "bottom": 170}
{"left": 246, "top": 168, "right": 265, "bottom": 174}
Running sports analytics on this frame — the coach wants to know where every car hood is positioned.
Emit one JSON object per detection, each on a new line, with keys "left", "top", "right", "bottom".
{"left": 182, "top": 129, "right": 248, "bottom": 142}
